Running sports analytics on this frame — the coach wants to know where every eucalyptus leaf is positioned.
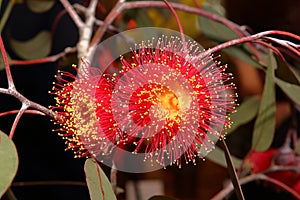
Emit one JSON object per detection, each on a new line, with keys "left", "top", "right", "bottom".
{"left": 0, "top": 130, "right": 19, "bottom": 198}
{"left": 84, "top": 158, "right": 117, "bottom": 200}
{"left": 275, "top": 78, "right": 300, "bottom": 106}
{"left": 26, "top": 0, "right": 55, "bottom": 13}
{"left": 206, "top": 146, "right": 241, "bottom": 168}
{"left": 252, "top": 52, "right": 276, "bottom": 151}
{"left": 9, "top": 30, "right": 52, "bottom": 60}
{"left": 227, "top": 95, "right": 260, "bottom": 134}
{"left": 274, "top": 55, "right": 299, "bottom": 84}
{"left": 292, "top": 66, "right": 300, "bottom": 82}
{"left": 199, "top": 6, "right": 238, "bottom": 42}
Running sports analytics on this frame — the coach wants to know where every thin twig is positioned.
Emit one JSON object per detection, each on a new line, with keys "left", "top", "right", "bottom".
{"left": 77, "top": 0, "right": 98, "bottom": 60}
{"left": 10, "top": 47, "right": 77, "bottom": 66}
{"left": 74, "top": 3, "right": 123, "bottom": 33}
{"left": 211, "top": 173, "right": 300, "bottom": 200}
{"left": 88, "top": 0, "right": 252, "bottom": 57}
{"left": 202, "top": 30, "right": 300, "bottom": 57}
{"left": 12, "top": 181, "right": 87, "bottom": 187}
{"left": 263, "top": 37, "right": 300, "bottom": 57}
{"left": 0, "top": 36, "right": 15, "bottom": 89}
{"left": 0, "top": 110, "right": 46, "bottom": 117}
{"left": 0, "top": 88, "right": 56, "bottom": 118}
{"left": 60, "top": 0, "right": 84, "bottom": 28}
{"left": 9, "top": 103, "right": 29, "bottom": 139}
{"left": 163, "top": 0, "right": 186, "bottom": 48}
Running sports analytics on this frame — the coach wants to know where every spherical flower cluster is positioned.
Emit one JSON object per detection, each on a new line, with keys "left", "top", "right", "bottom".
{"left": 51, "top": 35, "right": 236, "bottom": 169}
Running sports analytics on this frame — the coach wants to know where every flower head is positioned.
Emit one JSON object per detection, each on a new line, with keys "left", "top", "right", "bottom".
{"left": 51, "top": 34, "right": 236, "bottom": 170}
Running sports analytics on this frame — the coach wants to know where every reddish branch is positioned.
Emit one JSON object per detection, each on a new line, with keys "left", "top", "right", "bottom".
{"left": 10, "top": 47, "right": 77, "bottom": 66}
{"left": 0, "top": 36, "right": 57, "bottom": 138}
{"left": 0, "top": 110, "right": 46, "bottom": 117}
{"left": 211, "top": 173, "right": 300, "bottom": 200}
{"left": 203, "top": 30, "right": 300, "bottom": 57}
{"left": 89, "top": 1, "right": 250, "bottom": 55}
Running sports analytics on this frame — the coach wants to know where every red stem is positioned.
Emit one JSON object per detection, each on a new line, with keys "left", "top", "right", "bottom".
{"left": 10, "top": 47, "right": 77, "bottom": 66}
{"left": 9, "top": 103, "right": 29, "bottom": 139}
{"left": 60, "top": 0, "right": 84, "bottom": 28}
{"left": 202, "top": 30, "right": 300, "bottom": 57}
{"left": 0, "top": 36, "right": 15, "bottom": 89}
{"left": 0, "top": 110, "right": 46, "bottom": 117}
{"left": 163, "top": 0, "right": 186, "bottom": 48}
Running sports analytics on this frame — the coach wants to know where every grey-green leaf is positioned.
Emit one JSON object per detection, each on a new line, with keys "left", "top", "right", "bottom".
{"left": 227, "top": 95, "right": 260, "bottom": 134}
{"left": 199, "top": 6, "right": 238, "bottom": 42}
{"left": 84, "top": 158, "right": 117, "bottom": 200}
{"left": 252, "top": 52, "right": 276, "bottom": 151}
{"left": 9, "top": 30, "right": 52, "bottom": 60}
{"left": 275, "top": 78, "right": 300, "bottom": 106}
{"left": 0, "top": 130, "right": 19, "bottom": 198}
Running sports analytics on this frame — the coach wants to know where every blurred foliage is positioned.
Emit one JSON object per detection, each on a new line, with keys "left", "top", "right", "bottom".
{"left": 26, "top": 0, "right": 56, "bottom": 13}
{"left": 8, "top": 30, "right": 52, "bottom": 60}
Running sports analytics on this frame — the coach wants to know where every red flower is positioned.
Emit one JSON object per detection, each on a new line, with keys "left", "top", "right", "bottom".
{"left": 51, "top": 36, "right": 236, "bottom": 168}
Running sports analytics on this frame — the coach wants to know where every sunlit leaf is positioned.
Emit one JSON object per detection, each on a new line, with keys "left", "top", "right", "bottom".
{"left": 147, "top": 0, "right": 204, "bottom": 38}
{"left": 275, "top": 78, "right": 300, "bottom": 106}
{"left": 206, "top": 146, "right": 241, "bottom": 168}
{"left": 84, "top": 158, "right": 117, "bottom": 200}
{"left": 0, "top": 130, "right": 19, "bottom": 198}
{"left": 26, "top": 0, "right": 55, "bottom": 13}
{"left": 252, "top": 52, "right": 276, "bottom": 151}
{"left": 227, "top": 95, "right": 260, "bottom": 134}
{"left": 9, "top": 30, "right": 51, "bottom": 60}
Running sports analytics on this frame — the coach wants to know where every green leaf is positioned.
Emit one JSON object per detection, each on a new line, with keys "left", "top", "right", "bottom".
{"left": 84, "top": 158, "right": 117, "bottom": 200}
{"left": 227, "top": 95, "right": 260, "bottom": 134}
{"left": 0, "top": 130, "right": 19, "bottom": 198}
{"left": 9, "top": 30, "right": 52, "bottom": 60}
{"left": 206, "top": 146, "right": 241, "bottom": 168}
{"left": 252, "top": 52, "right": 276, "bottom": 151}
{"left": 275, "top": 78, "right": 300, "bottom": 106}
{"left": 148, "top": 195, "right": 177, "bottom": 200}
{"left": 26, "top": 0, "right": 55, "bottom": 13}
